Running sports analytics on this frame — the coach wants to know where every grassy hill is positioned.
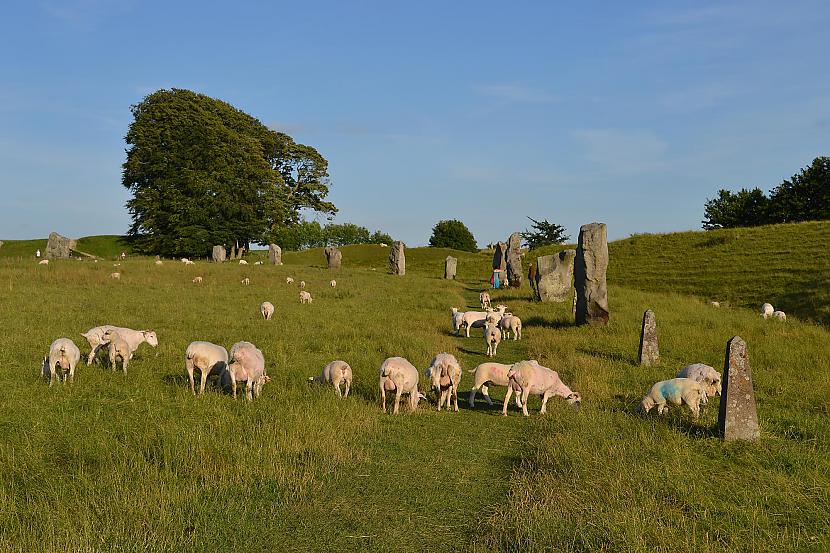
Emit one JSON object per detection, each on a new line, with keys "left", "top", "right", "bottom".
{"left": 0, "top": 235, "right": 134, "bottom": 260}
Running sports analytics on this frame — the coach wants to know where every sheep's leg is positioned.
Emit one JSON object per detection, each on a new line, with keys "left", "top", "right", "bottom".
{"left": 122, "top": 357, "right": 128, "bottom": 376}
{"left": 230, "top": 375, "right": 237, "bottom": 399}
{"left": 199, "top": 370, "right": 209, "bottom": 395}
{"left": 380, "top": 385, "right": 387, "bottom": 413}
{"left": 521, "top": 388, "right": 531, "bottom": 417}
{"left": 482, "top": 385, "right": 493, "bottom": 406}
{"left": 468, "top": 386, "right": 478, "bottom": 408}
{"left": 343, "top": 380, "right": 350, "bottom": 399}
{"left": 333, "top": 376, "right": 343, "bottom": 398}
{"left": 452, "top": 382, "right": 459, "bottom": 412}
{"left": 68, "top": 363, "right": 75, "bottom": 384}
{"left": 246, "top": 381, "right": 254, "bottom": 401}
{"left": 465, "top": 324, "right": 470, "bottom": 338}
{"left": 540, "top": 391, "right": 552, "bottom": 414}
{"left": 186, "top": 359, "right": 196, "bottom": 395}
{"left": 86, "top": 344, "right": 99, "bottom": 366}
{"left": 502, "top": 386, "right": 513, "bottom": 416}
{"left": 393, "top": 388, "right": 403, "bottom": 415}
{"left": 49, "top": 365, "right": 56, "bottom": 388}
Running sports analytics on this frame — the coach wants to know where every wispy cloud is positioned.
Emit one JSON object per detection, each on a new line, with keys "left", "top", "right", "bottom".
{"left": 472, "top": 83, "right": 558, "bottom": 104}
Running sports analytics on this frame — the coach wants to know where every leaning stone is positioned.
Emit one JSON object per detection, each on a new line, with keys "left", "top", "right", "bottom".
{"left": 637, "top": 309, "right": 659, "bottom": 366}
{"left": 268, "top": 244, "right": 282, "bottom": 265}
{"left": 718, "top": 336, "right": 760, "bottom": 441}
{"left": 324, "top": 246, "right": 342, "bottom": 269}
{"left": 444, "top": 256, "right": 457, "bottom": 280}
{"left": 492, "top": 242, "right": 508, "bottom": 271}
{"left": 212, "top": 245, "right": 226, "bottom": 263}
{"left": 505, "top": 232, "right": 523, "bottom": 288}
{"left": 535, "top": 250, "right": 575, "bottom": 302}
{"left": 45, "top": 232, "right": 76, "bottom": 259}
{"left": 389, "top": 241, "right": 406, "bottom": 275}
{"left": 574, "top": 223, "right": 609, "bottom": 325}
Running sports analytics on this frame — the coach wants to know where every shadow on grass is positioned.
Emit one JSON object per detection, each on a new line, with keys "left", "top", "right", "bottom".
{"left": 524, "top": 316, "right": 576, "bottom": 330}
{"left": 577, "top": 347, "right": 636, "bottom": 366}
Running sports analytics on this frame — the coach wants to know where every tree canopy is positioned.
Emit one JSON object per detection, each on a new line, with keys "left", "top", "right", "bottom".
{"left": 520, "top": 217, "right": 570, "bottom": 250}
{"left": 122, "top": 88, "right": 335, "bottom": 257}
{"left": 428, "top": 220, "right": 478, "bottom": 252}
{"left": 271, "top": 220, "right": 392, "bottom": 251}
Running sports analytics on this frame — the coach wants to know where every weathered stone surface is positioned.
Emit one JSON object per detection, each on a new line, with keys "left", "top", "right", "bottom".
{"left": 324, "top": 246, "right": 342, "bottom": 269}
{"left": 492, "top": 242, "right": 508, "bottom": 271}
{"left": 45, "top": 232, "right": 76, "bottom": 259}
{"left": 637, "top": 309, "right": 659, "bottom": 366}
{"left": 535, "top": 249, "right": 575, "bottom": 302}
{"left": 212, "top": 245, "right": 226, "bottom": 263}
{"left": 268, "top": 244, "right": 282, "bottom": 265}
{"left": 389, "top": 241, "right": 406, "bottom": 275}
{"left": 574, "top": 223, "right": 609, "bottom": 325}
{"left": 718, "top": 336, "right": 760, "bottom": 441}
{"left": 505, "top": 232, "right": 523, "bottom": 288}
{"left": 444, "top": 256, "right": 457, "bottom": 279}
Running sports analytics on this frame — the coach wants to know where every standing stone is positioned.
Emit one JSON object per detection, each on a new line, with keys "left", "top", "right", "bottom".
{"left": 505, "top": 232, "right": 523, "bottom": 288}
{"left": 444, "top": 256, "right": 457, "bottom": 280}
{"left": 268, "top": 244, "right": 282, "bottom": 265}
{"left": 230, "top": 244, "right": 237, "bottom": 260}
{"left": 389, "top": 241, "right": 406, "bottom": 275}
{"left": 535, "top": 250, "right": 576, "bottom": 302}
{"left": 324, "top": 246, "right": 342, "bottom": 269}
{"left": 492, "top": 242, "right": 508, "bottom": 271}
{"left": 637, "top": 309, "right": 659, "bottom": 366}
{"left": 212, "top": 245, "right": 226, "bottom": 263}
{"left": 45, "top": 232, "right": 76, "bottom": 259}
{"left": 718, "top": 336, "right": 760, "bottom": 441}
{"left": 574, "top": 223, "right": 609, "bottom": 325}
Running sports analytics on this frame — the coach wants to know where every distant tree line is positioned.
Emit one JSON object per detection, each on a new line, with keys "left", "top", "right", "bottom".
{"left": 702, "top": 156, "right": 829, "bottom": 229}
{"left": 272, "top": 220, "right": 392, "bottom": 251}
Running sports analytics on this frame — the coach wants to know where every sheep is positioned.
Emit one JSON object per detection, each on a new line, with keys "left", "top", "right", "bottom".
{"left": 286, "top": 277, "right": 295, "bottom": 284}
{"left": 773, "top": 310, "right": 787, "bottom": 321}
{"left": 185, "top": 341, "right": 229, "bottom": 395}
{"left": 260, "top": 301, "right": 275, "bottom": 320}
{"left": 155, "top": 259, "right": 163, "bottom": 266}
{"left": 113, "top": 263, "right": 121, "bottom": 267}
{"left": 379, "top": 243, "right": 388, "bottom": 247}
{"left": 379, "top": 357, "right": 425, "bottom": 414}
{"left": 39, "top": 259, "right": 49, "bottom": 265}
{"left": 107, "top": 332, "right": 132, "bottom": 375}
{"left": 192, "top": 276, "right": 203, "bottom": 284}
{"left": 639, "top": 378, "right": 707, "bottom": 418}
{"left": 761, "top": 303, "right": 774, "bottom": 319}
{"left": 710, "top": 301, "right": 720, "bottom": 308}
{"left": 241, "top": 277, "right": 250, "bottom": 286}
{"left": 224, "top": 341, "right": 268, "bottom": 400}
{"left": 425, "top": 353, "right": 462, "bottom": 412}
{"left": 500, "top": 314, "right": 522, "bottom": 341}
{"left": 459, "top": 306, "right": 506, "bottom": 337}
{"left": 479, "top": 291, "right": 491, "bottom": 309}
{"left": 42, "top": 338, "right": 81, "bottom": 386}
{"left": 503, "top": 361, "right": 581, "bottom": 417}
{"left": 299, "top": 291, "right": 313, "bottom": 304}
{"left": 450, "top": 308, "right": 465, "bottom": 335}
{"left": 254, "top": 261, "right": 263, "bottom": 265}
{"left": 467, "top": 362, "right": 524, "bottom": 408}
{"left": 484, "top": 323, "right": 502, "bottom": 357}
{"left": 299, "top": 280, "right": 306, "bottom": 289}
{"left": 309, "top": 360, "right": 353, "bottom": 398}
{"left": 181, "top": 258, "right": 190, "bottom": 264}
{"left": 110, "top": 272, "right": 121, "bottom": 280}
{"left": 330, "top": 279, "right": 337, "bottom": 288}
{"left": 81, "top": 326, "right": 159, "bottom": 365}
{"left": 677, "top": 363, "right": 721, "bottom": 397}
{"left": 239, "top": 259, "right": 248, "bottom": 265}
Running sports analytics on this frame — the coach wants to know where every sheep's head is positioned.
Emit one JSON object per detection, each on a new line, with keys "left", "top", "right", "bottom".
{"left": 566, "top": 392, "right": 582, "bottom": 409}
{"left": 143, "top": 331, "right": 159, "bottom": 347}
{"left": 638, "top": 396, "right": 654, "bottom": 414}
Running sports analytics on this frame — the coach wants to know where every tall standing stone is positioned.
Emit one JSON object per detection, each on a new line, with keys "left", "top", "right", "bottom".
{"left": 444, "top": 256, "right": 457, "bottom": 280}
{"left": 574, "top": 223, "right": 609, "bottom": 325}
{"left": 718, "top": 336, "right": 760, "bottom": 441}
{"left": 637, "top": 309, "right": 659, "bottom": 366}
{"left": 45, "top": 232, "right": 76, "bottom": 259}
{"left": 535, "top": 250, "right": 576, "bottom": 302}
{"left": 212, "top": 245, "right": 226, "bottom": 263}
{"left": 268, "top": 244, "right": 282, "bottom": 265}
{"left": 505, "top": 232, "right": 523, "bottom": 288}
{"left": 230, "top": 244, "right": 237, "bottom": 260}
{"left": 389, "top": 241, "right": 406, "bottom": 275}
{"left": 492, "top": 242, "right": 508, "bottom": 271}
{"left": 324, "top": 246, "right": 342, "bottom": 269}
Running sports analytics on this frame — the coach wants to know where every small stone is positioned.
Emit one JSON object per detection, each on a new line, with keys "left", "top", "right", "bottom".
{"left": 637, "top": 309, "right": 659, "bottom": 366}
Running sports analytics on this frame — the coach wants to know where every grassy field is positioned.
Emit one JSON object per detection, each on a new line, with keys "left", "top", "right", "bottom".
{"left": 0, "top": 235, "right": 828, "bottom": 553}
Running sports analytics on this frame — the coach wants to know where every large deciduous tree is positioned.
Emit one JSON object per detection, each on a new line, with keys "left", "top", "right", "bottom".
{"left": 428, "top": 220, "right": 478, "bottom": 252}
{"left": 122, "top": 88, "right": 335, "bottom": 257}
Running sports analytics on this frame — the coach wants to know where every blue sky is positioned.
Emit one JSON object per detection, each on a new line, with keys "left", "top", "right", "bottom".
{"left": 1, "top": 1, "right": 828, "bottom": 245}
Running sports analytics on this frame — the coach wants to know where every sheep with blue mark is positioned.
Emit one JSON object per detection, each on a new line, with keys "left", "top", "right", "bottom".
{"left": 639, "top": 378, "right": 708, "bottom": 419}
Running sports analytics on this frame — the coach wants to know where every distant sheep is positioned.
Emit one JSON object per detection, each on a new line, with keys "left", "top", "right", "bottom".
{"left": 330, "top": 279, "right": 337, "bottom": 288}
{"left": 709, "top": 301, "right": 720, "bottom": 308}
{"left": 185, "top": 341, "right": 229, "bottom": 395}
{"left": 484, "top": 323, "right": 502, "bottom": 357}
{"left": 300, "top": 280, "right": 306, "bottom": 289}
{"left": 479, "top": 292, "right": 491, "bottom": 309}
{"left": 639, "top": 378, "right": 707, "bottom": 418}
{"left": 425, "top": 352, "right": 462, "bottom": 412}
{"left": 241, "top": 277, "right": 250, "bottom": 286}
{"left": 239, "top": 260, "right": 248, "bottom": 265}
{"left": 286, "top": 277, "right": 294, "bottom": 284}
{"left": 254, "top": 261, "right": 262, "bottom": 265}
{"left": 309, "top": 360, "right": 352, "bottom": 399}
{"left": 42, "top": 338, "right": 81, "bottom": 386}
{"left": 155, "top": 260, "right": 163, "bottom": 266}
{"left": 379, "top": 356, "right": 425, "bottom": 414}
{"left": 192, "top": 276, "right": 203, "bottom": 284}
{"left": 260, "top": 301, "right": 274, "bottom": 320}
{"left": 499, "top": 314, "right": 522, "bottom": 341}
{"left": 39, "top": 259, "right": 49, "bottom": 265}
{"left": 761, "top": 303, "right": 774, "bottom": 319}
{"left": 379, "top": 243, "right": 388, "bottom": 247}
{"left": 300, "top": 291, "right": 313, "bottom": 304}
{"left": 773, "top": 310, "right": 786, "bottom": 321}
{"left": 110, "top": 272, "right": 120, "bottom": 280}
{"left": 677, "top": 363, "right": 721, "bottom": 397}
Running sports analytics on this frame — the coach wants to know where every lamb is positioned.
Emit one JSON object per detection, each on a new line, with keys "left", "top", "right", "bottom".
{"left": 424, "top": 352, "right": 462, "bottom": 412}
{"left": 181, "top": 258, "right": 191, "bottom": 264}
{"left": 299, "top": 291, "right": 313, "bottom": 304}
{"left": 299, "top": 280, "right": 306, "bottom": 289}
{"left": 239, "top": 259, "right": 248, "bottom": 265}
{"left": 185, "top": 341, "right": 229, "bottom": 395}
{"left": 479, "top": 292, "right": 491, "bottom": 309}
{"left": 110, "top": 272, "right": 121, "bottom": 280}
{"left": 499, "top": 314, "right": 522, "bottom": 341}
{"left": 192, "top": 276, "right": 203, "bottom": 284}
{"left": 254, "top": 261, "right": 262, "bottom": 265}
{"left": 761, "top": 303, "right": 774, "bottom": 319}
{"left": 81, "top": 326, "right": 159, "bottom": 365}
{"left": 241, "top": 277, "right": 250, "bottom": 286}
{"left": 224, "top": 341, "right": 268, "bottom": 400}
{"left": 286, "top": 277, "right": 294, "bottom": 284}
{"left": 484, "top": 323, "right": 502, "bottom": 357}
{"left": 379, "top": 357, "right": 425, "bottom": 414}
{"left": 450, "top": 308, "right": 465, "bottom": 335}
{"left": 39, "top": 259, "right": 49, "bottom": 265}
{"left": 639, "top": 378, "right": 707, "bottom": 418}
{"left": 677, "top": 363, "right": 721, "bottom": 397}
{"left": 42, "top": 338, "right": 81, "bottom": 386}
{"left": 467, "top": 362, "right": 524, "bottom": 408}
{"left": 309, "top": 360, "right": 352, "bottom": 398}
{"left": 709, "top": 301, "right": 720, "bottom": 308}
{"left": 379, "top": 243, "right": 388, "bottom": 247}
{"left": 260, "top": 301, "right": 275, "bottom": 320}
{"left": 107, "top": 332, "right": 132, "bottom": 375}
{"left": 155, "top": 259, "right": 163, "bottom": 266}
{"left": 773, "top": 310, "right": 787, "bottom": 321}
{"left": 503, "top": 361, "right": 581, "bottom": 416}
{"left": 330, "top": 279, "right": 337, "bottom": 288}
{"left": 460, "top": 305, "right": 506, "bottom": 337}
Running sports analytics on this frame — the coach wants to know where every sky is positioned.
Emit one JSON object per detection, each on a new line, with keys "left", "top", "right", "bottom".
{"left": 1, "top": 0, "right": 828, "bottom": 246}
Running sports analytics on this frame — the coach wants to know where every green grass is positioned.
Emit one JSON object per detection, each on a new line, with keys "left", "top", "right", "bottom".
{"left": 0, "top": 235, "right": 134, "bottom": 260}
{"left": 0, "top": 227, "right": 828, "bottom": 552}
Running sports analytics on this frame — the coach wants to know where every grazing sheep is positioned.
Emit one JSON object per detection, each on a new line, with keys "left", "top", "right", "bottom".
{"left": 484, "top": 323, "right": 502, "bottom": 357}
{"left": 185, "top": 341, "right": 229, "bottom": 395}
{"left": 299, "top": 280, "right": 306, "bottom": 289}
{"left": 181, "top": 258, "right": 190, "bottom": 264}
{"left": 480, "top": 292, "right": 491, "bottom": 309}
{"left": 192, "top": 276, "right": 203, "bottom": 284}
{"left": 459, "top": 306, "right": 505, "bottom": 337}
{"left": 450, "top": 308, "right": 465, "bottom": 335}
{"left": 467, "top": 362, "right": 524, "bottom": 408}
{"left": 677, "top": 363, "right": 721, "bottom": 397}
{"left": 155, "top": 260, "right": 163, "bottom": 266}
{"left": 110, "top": 272, "right": 121, "bottom": 280}
{"left": 239, "top": 259, "right": 248, "bottom": 265}
{"left": 773, "top": 310, "right": 787, "bottom": 321}
{"left": 379, "top": 243, "right": 388, "bottom": 247}
{"left": 761, "top": 303, "right": 774, "bottom": 319}
{"left": 710, "top": 301, "right": 720, "bottom": 308}
{"left": 286, "top": 277, "right": 294, "bottom": 284}
{"left": 503, "top": 361, "right": 581, "bottom": 417}
{"left": 224, "top": 341, "right": 268, "bottom": 400}
{"left": 639, "top": 378, "right": 707, "bottom": 418}
{"left": 39, "top": 259, "right": 49, "bottom": 265}
{"left": 309, "top": 360, "right": 353, "bottom": 398}
{"left": 254, "top": 261, "right": 263, "bottom": 265}
{"left": 241, "top": 277, "right": 250, "bottom": 286}
{"left": 425, "top": 353, "right": 462, "bottom": 412}
{"left": 81, "top": 326, "right": 159, "bottom": 366}
{"left": 379, "top": 357, "right": 425, "bottom": 414}
{"left": 107, "top": 332, "right": 132, "bottom": 375}
{"left": 42, "top": 338, "right": 81, "bottom": 386}
{"left": 260, "top": 301, "right": 275, "bottom": 320}
{"left": 299, "top": 291, "right": 313, "bottom": 304}
{"left": 330, "top": 279, "right": 337, "bottom": 288}
{"left": 499, "top": 314, "right": 522, "bottom": 341}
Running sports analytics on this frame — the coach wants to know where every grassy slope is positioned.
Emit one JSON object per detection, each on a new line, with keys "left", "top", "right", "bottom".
{"left": 0, "top": 247, "right": 828, "bottom": 552}
{"left": 0, "top": 235, "right": 133, "bottom": 260}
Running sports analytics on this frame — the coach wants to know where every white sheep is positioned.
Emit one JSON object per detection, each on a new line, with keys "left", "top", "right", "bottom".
{"left": 773, "top": 310, "right": 787, "bottom": 321}
{"left": 479, "top": 291, "right": 491, "bottom": 309}
{"left": 459, "top": 306, "right": 506, "bottom": 338}
{"left": 254, "top": 261, "right": 263, "bottom": 265}
{"left": 484, "top": 323, "right": 502, "bottom": 357}
{"left": 42, "top": 338, "right": 81, "bottom": 386}
{"left": 500, "top": 314, "right": 522, "bottom": 341}
{"left": 639, "top": 378, "right": 707, "bottom": 418}
{"left": 379, "top": 357, "right": 425, "bottom": 414}
{"left": 309, "top": 360, "right": 353, "bottom": 398}
{"left": 39, "top": 259, "right": 49, "bottom": 265}
{"left": 107, "top": 332, "right": 132, "bottom": 375}
{"left": 761, "top": 303, "right": 774, "bottom": 319}
{"left": 192, "top": 276, "right": 203, "bottom": 284}
{"left": 330, "top": 279, "right": 337, "bottom": 288}
{"left": 467, "top": 362, "right": 524, "bottom": 408}
{"left": 110, "top": 272, "right": 121, "bottom": 280}
{"left": 503, "top": 361, "right": 581, "bottom": 417}
{"left": 677, "top": 363, "right": 721, "bottom": 397}
{"left": 425, "top": 352, "right": 462, "bottom": 412}
{"left": 300, "top": 291, "right": 313, "bottom": 304}
{"left": 155, "top": 259, "right": 163, "bottom": 266}
{"left": 224, "top": 341, "right": 268, "bottom": 400}
{"left": 450, "top": 308, "right": 465, "bottom": 335}
{"left": 379, "top": 243, "right": 388, "bottom": 247}
{"left": 185, "top": 341, "right": 229, "bottom": 395}
{"left": 241, "top": 277, "right": 250, "bottom": 286}
{"left": 286, "top": 277, "right": 294, "bottom": 284}
{"left": 81, "top": 326, "right": 159, "bottom": 366}
{"left": 239, "top": 259, "right": 248, "bottom": 265}
{"left": 710, "top": 301, "right": 720, "bottom": 308}
{"left": 260, "top": 301, "right": 275, "bottom": 320}
{"left": 299, "top": 280, "right": 306, "bottom": 289}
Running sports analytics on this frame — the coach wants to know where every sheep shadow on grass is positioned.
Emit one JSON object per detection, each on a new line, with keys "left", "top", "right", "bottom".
{"left": 524, "top": 316, "right": 577, "bottom": 330}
